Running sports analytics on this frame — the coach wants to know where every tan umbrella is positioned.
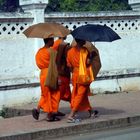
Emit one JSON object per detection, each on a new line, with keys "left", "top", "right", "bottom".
{"left": 71, "top": 40, "right": 101, "bottom": 79}
{"left": 23, "top": 22, "right": 70, "bottom": 38}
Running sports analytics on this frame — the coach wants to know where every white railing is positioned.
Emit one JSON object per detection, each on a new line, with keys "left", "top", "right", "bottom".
{"left": 0, "top": 10, "right": 140, "bottom": 109}
{"left": 0, "top": 12, "right": 33, "bottom": 36}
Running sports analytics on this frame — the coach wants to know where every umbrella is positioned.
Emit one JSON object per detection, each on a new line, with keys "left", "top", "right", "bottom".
{"left": 23, "top": 22, "right": 70, "bottom": 38}
{"left": 71, "top": 24, "right": 121, "bottom": 42}
{"left": 71, "top": 40, "right": 101, "bottom": 79}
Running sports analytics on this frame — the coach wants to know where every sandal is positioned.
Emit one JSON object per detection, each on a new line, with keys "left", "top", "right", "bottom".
{"left": 67, "top": 117, "right": 81, "bottom": 123}
{"left": 32, "top": 108, "right": 40, "bottom": 120}
{"left": 88, "top": 110, "right": 99, "bottom": 118}
{"left": 55, "top": 111, "right": 65, "bottom": 116}
{"left": 46, "top": 115, "right": 60, "bottom": 122}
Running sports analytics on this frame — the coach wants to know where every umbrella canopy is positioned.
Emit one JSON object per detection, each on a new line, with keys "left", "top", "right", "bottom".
{"left": 71, "top": 24, "right": 121, "bottom": 42}
{"left": 71, "top": 40, "right": 101, "bottom": 79}
{"left": 23, "top": 22, "right": 70, "bottom": 38}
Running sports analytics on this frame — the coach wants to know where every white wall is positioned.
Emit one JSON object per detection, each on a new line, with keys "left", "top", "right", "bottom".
{"left": 0, "top": 11, "right": 140, "bottom": 109}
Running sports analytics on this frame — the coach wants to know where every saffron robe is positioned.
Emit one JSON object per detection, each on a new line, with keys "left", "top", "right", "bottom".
{"left": 67, "top": 46, "right": 93, "bottom": 111}
{"left": 35, "top": 46, "right": 60, "bottom": 113}
{"left": 54, "top": 39, "right": 71, "bottom": 102}
{"left": 71, "top": 40, "right": 101, "bottom": 79}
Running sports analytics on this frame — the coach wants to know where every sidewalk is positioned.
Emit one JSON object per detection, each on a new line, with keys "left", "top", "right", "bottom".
{"left": 0, "top": 91, "right": 140, "bottom": 140}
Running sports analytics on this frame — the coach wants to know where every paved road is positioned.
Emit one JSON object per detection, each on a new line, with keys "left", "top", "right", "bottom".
{"left": 55, "top": 125, "right": 140, "bottom": 140}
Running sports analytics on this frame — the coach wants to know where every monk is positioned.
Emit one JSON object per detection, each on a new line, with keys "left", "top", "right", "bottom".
{"left": 54, "top": 37, "right": 71, "bottom": 103}
{"left": 32, "top": 37, "right": 60, "bottom": 121}
{"left": 66, "top": 39, "right": 98, "bottom": 122}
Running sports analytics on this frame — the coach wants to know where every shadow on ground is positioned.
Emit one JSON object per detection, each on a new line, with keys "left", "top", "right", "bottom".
{"left": 2, "top": 106, "right": 125, "bottom": 120}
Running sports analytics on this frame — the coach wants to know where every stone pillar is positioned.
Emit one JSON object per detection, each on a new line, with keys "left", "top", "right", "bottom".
{"left": 19, "top": 0, "right": 49, "bottom": 76}
{"left": 129, "top": 0, "right": 140, "bottom": 11}
{"left": 19, "top": 0, "right": 48, "bottom": 23}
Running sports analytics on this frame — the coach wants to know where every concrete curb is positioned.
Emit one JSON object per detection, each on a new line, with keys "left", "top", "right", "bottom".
{"left": 0, "top": 115, "right": 140, "bottom": 140}
{"left": 0, "top": 107, "right": 32, "bottom": 118}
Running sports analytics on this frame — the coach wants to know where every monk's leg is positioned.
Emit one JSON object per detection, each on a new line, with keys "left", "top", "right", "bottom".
{"left": 73, "top": 84, "right": 92, "bottom": 111}
{"left": 67, "top": 84, "right": 91, "bottom": 122}
{"left": 51, "top": 90, "right": 60, "bottom": 113}
{"left": 59, "top": 76, "right": 71, "bottom": 102}
{"left": 32, "top": 79, "right": 48, "bottom": 120}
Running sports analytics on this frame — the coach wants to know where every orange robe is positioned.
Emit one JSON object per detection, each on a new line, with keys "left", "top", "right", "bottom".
{"left": 58, "top": 76, "right": 71, "bottom": 102}
{"left": 67, "top": 46, "right": 92, "bottom": 111}
{"left": 35, "top": 46, "right": 60, "bottom": 113}
{"left": 53, "top": 39, "right": 71, "bottom": 102}
{"left": 53, "top": 39, "right": 62, "bottom": 50}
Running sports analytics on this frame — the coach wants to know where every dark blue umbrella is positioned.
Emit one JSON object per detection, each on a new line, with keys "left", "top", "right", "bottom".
{"left": 71, "top": 24, "right": 121, "bottom": 42}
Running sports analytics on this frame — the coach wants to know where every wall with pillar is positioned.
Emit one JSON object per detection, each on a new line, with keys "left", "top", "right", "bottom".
{"left": 0, "top": 0, "right": 140, "bottom": 110}
{"left": 45, "top": 11, "right": 140, "bottom": 93}
{"left": 0, "top": 0, "right": 49, "bottom": 110}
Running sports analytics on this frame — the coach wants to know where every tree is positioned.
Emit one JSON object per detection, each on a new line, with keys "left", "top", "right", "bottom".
{"left": 0, "top": 0, "right": 19, "bottom": 12}
{"left": 45, "top": 0, "right": 60, "bottom": 12}
{"left": 45, "top": 0, "right": 131, "bottom": 12}
{"left": 59, "top": 0, "right": 78, "bottom": 12}
{"left": 0, "top": 0, "right": 4, "bottom": 11}
{"left": 0, "top": 0, "right": 131, "bottom": 12}
{"left": 0, "top": 0, "right": 4, "bottom": 6}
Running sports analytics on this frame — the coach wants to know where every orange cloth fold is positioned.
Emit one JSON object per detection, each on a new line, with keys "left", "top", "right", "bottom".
{"left": 54, "top": 39, "right": 71, "bottom": 102}
{"left": 58, "top": 76, "right": 71, "bottom": 102}
{"left": 45, "top": 48, "right": 58, "bottom": 90}
{"left": 53, "top": 39, "right": 62, "bottom": 50}
{"left": 35, "top": 46, "right": 60, "bottom": 113}
{"left": 77, "top": 48, "right": 94, "bottom": 85}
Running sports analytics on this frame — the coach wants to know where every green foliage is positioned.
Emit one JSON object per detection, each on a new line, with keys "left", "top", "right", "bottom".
{"left": 0, "top": 0, "right": 131, "bottom": 12}
{"left": 45, "top": 0, "right": 60, "bottom": 12}
{"left": 0, "top": 106, "right": 7, "bottom": 118}
{"left": 0, "top": 0, "right": 19, "bottom": 12}
{"left": 46, "top": 0, "right": 131, "bottom": 12}
{"left": 59, "top": 0, "right": 77, "bottom": 12}
{"left": 0, "top": 0, "right": 4, "bottom": 6}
